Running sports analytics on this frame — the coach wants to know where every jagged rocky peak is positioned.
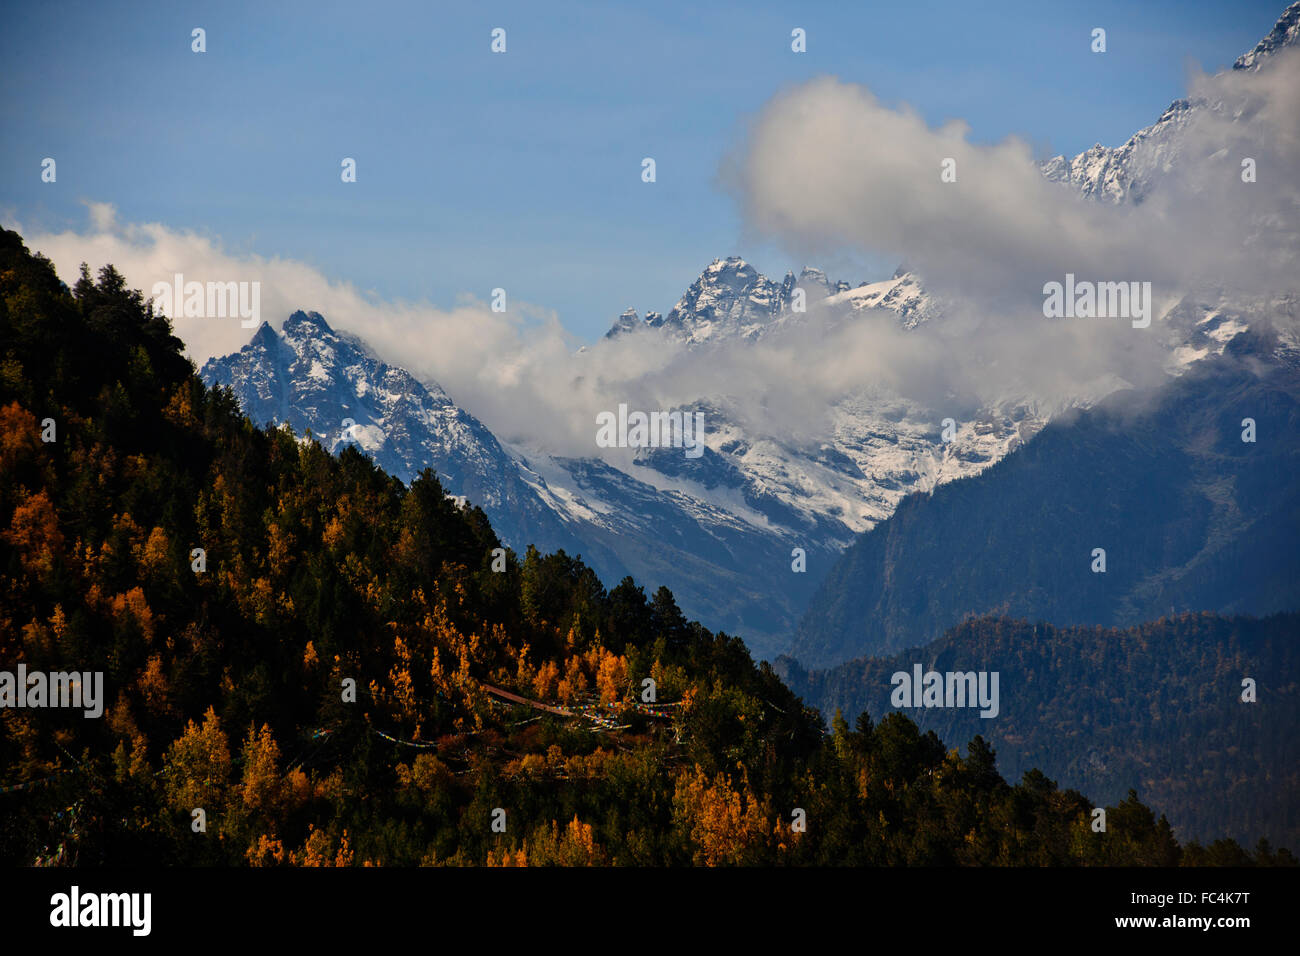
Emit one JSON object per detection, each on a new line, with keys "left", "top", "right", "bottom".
{"left": 279, "top": 310, "right": 345, "bottom": 356}
{"left": 605, "top": 308, "right": 642, "bottom": 338}
{"left": 1234, "top": 1, "right": 1300, "bottom": 71}
{"left": 604, "top": 308, "right": 666, "bottom": 338}
{"left": 603, "top": 256, "right": 779, "bottom": 341}
{"left": 1042, "top": 4, "right": 1299, "bottom": 204}
{"left": 664, "top": 256, "right": 866, "bottom": 340}
{"left": 797, "top": 266, "right": 830, "bottom": 291}
{"left": 681, "top": 257, "right": 771, "bottom": 303}
{"left": 249, "top": 319, "right": 280, "bottom": 347}
{"left": 602, "top": 255, "right": 919, "bottom": 341}
{"left": 659, "top": 257, "right": 794, "bottom": 343}
{"left": 199, "top": 312, "right": 541, "bottom": 534}
{"left": 284, "top": 309, "right": 333, "bottom": 333}
{"left": 704, "top": 254, "right": 759, "bottom": 281}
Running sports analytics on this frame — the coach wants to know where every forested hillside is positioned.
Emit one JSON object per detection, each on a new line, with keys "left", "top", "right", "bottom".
{"left": 0, "top": 227, "right": 1288, "bottom": 866}
{"left": 779, "top": 614, "right": 1300, "bottom": 847}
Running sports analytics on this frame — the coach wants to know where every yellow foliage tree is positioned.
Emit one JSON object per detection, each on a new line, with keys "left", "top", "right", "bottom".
{"left": 4, "top": 489, "right": 64, "bottom": 579}
{"left": 240, "top": 723, "right": 282, "bottom": 814}
{"left": 163, "top": 706, "right": 232, "bottom": 815}
{"left": 136, "top": 525, "right": 171, "bottom": 580}
{"left": 137, "top": 653, "right": 174, "bottom": 718}
{"left": 595, "top": 650, "right": 628, "bottom": 706}
{"left": 109, "top": 586, "right": 156, "bottom": 644}
{"left": 673, "top": 765, "right": 774, "bottom": 866}
{"left": 0, "top": 401, "right": 41, "bottom": 475}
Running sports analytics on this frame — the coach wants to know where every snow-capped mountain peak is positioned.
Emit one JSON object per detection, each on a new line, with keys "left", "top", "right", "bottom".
{"left": 199, "top": 310, "right": 594, "bottom": 561}
{"left": 1042, "top": 4, "right": 1298, "bottom": 204}
{"left": 1234, "top": 0, "right": 1300, "bottom": 70}
{"left": 660, "top": 256, "right": 785, "bottom": 343}
{"left": 605, "top": 257, "right": 932, "bottom": 343}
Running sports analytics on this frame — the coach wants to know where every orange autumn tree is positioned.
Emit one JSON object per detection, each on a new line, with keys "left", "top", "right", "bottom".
{"left": 0, "top": 401, "right": 45, "bottom": 479}
{"left": 672, "top": 764, "right": 775, "bottom": 866}
{"left": 163, "top": 707, "right": 232, "bottom": 818}
{"left": 4, "top": 488, "right": 64, "bottom": 581}
{"left": 240, "top": 723, "right": 283, "bottom": 814}
{"left": 593, "top": 647, "right": 628, "bottom": 706}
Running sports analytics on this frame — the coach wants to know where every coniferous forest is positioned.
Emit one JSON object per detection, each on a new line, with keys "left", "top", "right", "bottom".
{"left": 780, "top": 614, "right": 1300, "bottom": 851}
{"left": 0, "top": 227, "right": 1293, "bottom": 867}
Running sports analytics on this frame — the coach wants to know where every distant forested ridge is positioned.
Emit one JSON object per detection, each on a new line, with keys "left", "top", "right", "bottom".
{"left": 0, "top": 227, "right": 1289, "bottom": 866}
{"left": 778, "top": 613, "right": 1300, "bottom": 848}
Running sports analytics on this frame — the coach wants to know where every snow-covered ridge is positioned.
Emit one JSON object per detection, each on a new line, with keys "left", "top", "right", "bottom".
{"left": 1235, "top": 0, "right": 1300, "bottom": 71}
{"left": 1041, "top": 2, "right": 1299, "bottom": 204}
{"left": 605, "top": 256, "right": 932, "bottom": 344}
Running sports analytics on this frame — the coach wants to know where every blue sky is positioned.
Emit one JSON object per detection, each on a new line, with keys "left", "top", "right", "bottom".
{"left": 0, "top": 0, "right": 1286, "bottom": 341}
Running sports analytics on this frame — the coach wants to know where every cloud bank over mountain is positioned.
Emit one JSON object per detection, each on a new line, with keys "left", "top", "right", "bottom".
{"left": 723, "top": 49, "right": 1300, "bottom": 398}
{"left": 727, "top": 54, "right": 1300, "bottom": 305}
{"left": 21, "top": 41, "right": 1300, "bottom": 460}
{"left": 22, "top": 206, "right": 952, "bottom": 455}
